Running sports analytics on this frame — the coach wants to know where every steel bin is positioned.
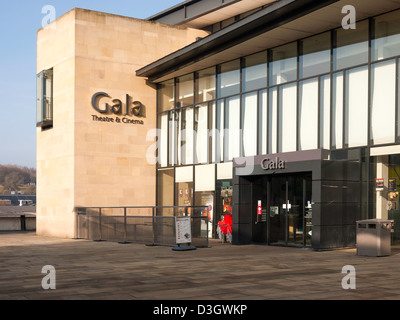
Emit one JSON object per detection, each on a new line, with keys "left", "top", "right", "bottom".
{"left": 356, "top": 219, "right": 393, "bottom": 257}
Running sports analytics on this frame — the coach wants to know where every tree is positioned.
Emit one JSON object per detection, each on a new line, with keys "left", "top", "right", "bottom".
{"left": 0, "top": 165, "right": 36, "bottom": 193}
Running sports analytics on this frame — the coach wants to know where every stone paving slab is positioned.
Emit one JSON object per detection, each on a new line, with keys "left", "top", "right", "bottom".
{"left": 0, "top": 232, "right": 400, "bottom": 301}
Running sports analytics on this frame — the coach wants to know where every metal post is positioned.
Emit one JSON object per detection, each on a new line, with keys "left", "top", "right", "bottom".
{"left": 206, "top": 207, "right": 209, "bottom": 248}
{"left": 118, "top": 207, "right": 129, "bottom": 245}
{"left": 96, "top": 208, "right": 103, "bottom": 242}
{"left": 74, "top": 209, "right": 78, "bottom": 239}
{"left": 86, "top": 211, "right": 90, "bottom": 240}
{"left": 124, "top": 207, "right": 127, "bottom": 243}
{"left": 152, "top": 207, "right": 156, "bottom": 246}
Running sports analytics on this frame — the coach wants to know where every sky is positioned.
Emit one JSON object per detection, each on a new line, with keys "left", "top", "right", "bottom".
{"left": 0, "top": 0, "right": 183, "bottom": 169}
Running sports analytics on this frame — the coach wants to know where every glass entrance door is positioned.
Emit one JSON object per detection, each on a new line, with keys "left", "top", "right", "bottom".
{"left": 269, "top": 175, "right": 287, "bottom": 244}
{"left": 268, "top": 173, "right": 312, "bottom": 246}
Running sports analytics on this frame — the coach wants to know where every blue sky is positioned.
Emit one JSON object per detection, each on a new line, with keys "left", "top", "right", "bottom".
{"left": 0, "top": 0, "right": 182, "bottom": 169}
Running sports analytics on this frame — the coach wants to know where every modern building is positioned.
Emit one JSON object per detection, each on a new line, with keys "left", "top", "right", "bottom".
{"left": 37, "top": 0, "right": 400, "bottom": 250}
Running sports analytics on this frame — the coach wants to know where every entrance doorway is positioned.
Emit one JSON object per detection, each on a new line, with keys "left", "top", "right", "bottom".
{"left": 268, "top": 173, "right": 312, "bottom": 246}
{"left": 251, "top": 173, "right": 312, "bottom": 247}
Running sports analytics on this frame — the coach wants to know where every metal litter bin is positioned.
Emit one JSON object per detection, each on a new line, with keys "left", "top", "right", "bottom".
{"left": 356, "top": 219, "right": 393, "bottom": 257}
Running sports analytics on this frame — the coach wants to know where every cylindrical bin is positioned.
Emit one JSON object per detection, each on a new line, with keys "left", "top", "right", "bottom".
{"left": 356, "top": 219, "right": 394, "bottom": 257}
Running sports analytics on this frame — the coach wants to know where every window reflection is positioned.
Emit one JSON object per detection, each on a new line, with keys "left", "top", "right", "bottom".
{"left": 373, "top": 10, "right": 400, "bottom": 61}
{"left": 270, "top": 42, "right": 297, "bottom": 85}
{"left": 36, "top": 68, "right": 53, "bottom": 128}
{"left": 177, "top": 74, "right": 194, "bottom": 107}
{"left": 370, "top": 60, "right": 396, "bottom": 145}
{"left": 345, "top": 66, "right": 369, "bottom": 148}
{"left": 224, "top": 96, "right": 241, "bottom": 161}
{"left": 196, "top": 67, "right": 216, "bottom": 103}
{"left": 195, "top": 103, "right": 209, "bottom": 164}
{"left": 156, "top": 9, "right": 400, "bottom": 162}
{"left": 218, "top": 60, "right": 240, "bottom": 98}
{"left": 299, "top": 78, "right": 318, "bottom": 151}
{"left": 242, "top": 52, "right": 267, "bottom": 92}
{"left": 300, "top": 32, "right": 330, "bottom": 79}
{"left": 278, "top": 83, "right": 297, "bottom": 153}
{"left": 242, "top": 93, "right": 258, "bottom": 157}
{"left": 157, "top": 169, "right": 174, "bottom": 208}
{"left": 334, "top": 20, "right": 368, "bottom": 70}
{"left": 332, "top": 72, "right": 344, "bottom": 149}
{"left": 158, "top": 79, "right": 175, "bottom": 112}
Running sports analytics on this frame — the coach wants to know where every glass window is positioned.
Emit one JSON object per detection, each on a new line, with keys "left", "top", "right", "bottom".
{"left": 157, "top": 169, "right": 174, "bottom": 208}
{"left": 195, "top": 164, "right": 215, "bottom": 192}
{"left": 270, "top": 42, "right": 297, "bottom": 86}
{"left": 196, "top": 67, "right": 216, "bottom": 103}
{"left": 398, "top": 58, "right": 400, "bottom": 140}
{"left": 158, "top": 79, "right": 175, "bottom": 112}
{"left": 320, "top": 75, "right": 331, "bottom": 149}
{"left": 218, "top": 60, "right": 240, "bottom": 98}
{"left": 168, "top": 110, "right": 178, "bottom": 166}
{"left": 224, "top": 96, "right": 241, "bottom": 161}
{"left": 175, "top": 166, "right": 193, "bottom": 182}
{"left": 195, "top": 164, "right": 216, "bottom": 238}
{"left": 216, "top": 100, "right": 224, "bottom": 163}
{"left": 177, "top": 74, "right": 194, "bottom": 107}
{"left": 195, "top": 103, "right": 209, "bottom": 164}
{"left": 279, "top": 83, "right": 297, "bottom": 153}
{"left": 217, "top": 162, "right": 233, "bottom": 180}
{"left": 175, "top": 180, "right": 194, "bottom": 216}
{"left": 178, "top": 107, "right": 194, "bottom": 165}
{"left": 299, "top": 78, "right": 319, "bottom": 151}
{"left": 195, "top": 190, "right": 214, "bottom": 238}
{"left": 373, "top": 10, "right": 400, "bottom": 61}
{"left": 258, "top": 89, "right": 268, "bottom": 155}
{"left": 175, "top": 167, "right": 193, "bottom": 215}
{"left": 210, "top": 102, "right": 217, "bottom": 164}
{"left": 36, "top": 68, "right": 53, "bottom": 128}
{"left": 345, "top": 66, "right": 369, "bottom": 148}
{"left": 242, "top": 52, "right": 268, "bottom": 92}
{"left": 371, "top": 60, "right": 396, "bottom": 145}
{"left": 242, "top": 92, "right": 258, "bottom": 157}
{"left": 334, "top": 20, "right": 369, "bottom": 70}
{"left": 268, "top": 87, "right": 278, "bottom": 154}
{"left": 158, "top": 113, "right": 168, "bottom": 167}
{"left": 300, "top": 32, "right": 331, "bottom": 79}
{"left": 216, "top": 179, "right": 233, "bottom": 240}
{"left": 332, "top": 72, "right": 344, "bottom": 149}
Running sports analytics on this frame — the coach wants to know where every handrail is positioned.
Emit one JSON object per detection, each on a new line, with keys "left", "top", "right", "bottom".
{"left": 76, "top": 205, "right": 208, "bottom": 210}
{"left": 75, "top": 205, "right": 210, "bottom": 248}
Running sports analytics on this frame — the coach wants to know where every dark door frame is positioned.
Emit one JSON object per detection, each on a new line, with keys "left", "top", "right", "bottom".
{"left": 264, "top": 172, "right": 312, "bottom": 247}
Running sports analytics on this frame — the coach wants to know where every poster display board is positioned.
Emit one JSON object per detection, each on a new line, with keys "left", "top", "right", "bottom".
{"left": 175, "top": 217, "right": 192, "bottom": 244}
{"left": 173, "top": 216, "right": 197, "bottom": 251}
{"left": 376, "top": 178, "right": 384, "bottom": 191}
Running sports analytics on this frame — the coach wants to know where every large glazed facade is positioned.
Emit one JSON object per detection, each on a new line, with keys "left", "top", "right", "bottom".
{"left": 37, "top": 0, "right": 400, "bottom": 249}
{"left": 140, "top": 0, "right": 400, "bottom": 249}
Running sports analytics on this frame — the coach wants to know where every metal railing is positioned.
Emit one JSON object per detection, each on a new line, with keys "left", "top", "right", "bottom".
{"left": 75, "top": 206, "right": 210, "bottom": 248}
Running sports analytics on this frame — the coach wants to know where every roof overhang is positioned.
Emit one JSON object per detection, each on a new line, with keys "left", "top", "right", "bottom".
{"left": 147, "top": 0, "right": 279, "bottom": 29}
{"left": 137, "top": 0, "right": 400, "bottom": 83}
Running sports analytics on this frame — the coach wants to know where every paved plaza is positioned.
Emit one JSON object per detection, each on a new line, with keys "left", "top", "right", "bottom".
{"left": 0, "top": 231, "right": 400, "bottom": 300}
